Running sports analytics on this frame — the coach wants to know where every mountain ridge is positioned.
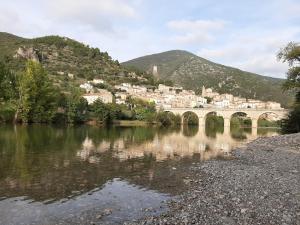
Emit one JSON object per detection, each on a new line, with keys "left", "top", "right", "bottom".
{"left": 123, "top": 50, "right": 292, "bottom": 107}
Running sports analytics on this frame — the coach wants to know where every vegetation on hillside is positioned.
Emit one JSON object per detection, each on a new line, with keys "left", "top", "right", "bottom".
{"left": 0, "top": 60, "right": 182, "bottom": 126}
{"left": 0, "top": 32, "right": 171, "bottom": 93}
{"left": 123, "top": 50, "right": 293, "bottom": 107}
{"left": 278, "top": 42, "right": 300, "bottom": 133}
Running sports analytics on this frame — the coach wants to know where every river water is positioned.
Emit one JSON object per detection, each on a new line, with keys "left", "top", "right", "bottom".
{"left": 0, "top": 125, "right": 279, "bottom": 225}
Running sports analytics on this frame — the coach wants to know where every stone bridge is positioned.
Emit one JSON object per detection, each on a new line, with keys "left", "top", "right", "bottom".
{"left": 164, "top": 107, "right": 288, "bottom": 130}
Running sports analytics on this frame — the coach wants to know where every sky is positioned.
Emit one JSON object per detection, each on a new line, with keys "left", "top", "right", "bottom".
{"left": 0, "top": 0, "right": 299, "bottom": 78}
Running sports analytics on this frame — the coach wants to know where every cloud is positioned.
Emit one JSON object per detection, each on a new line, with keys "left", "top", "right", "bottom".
{"left": 45, "top": 0, "right": 137, "bottom": 33}
{"left": 48, "top": 0, "right": 137, "bottom": 19}
{"left": 167, "top": 19, "right": 226, "bottom": 31}
{"left": 197, "top": 27, "right": 300, "bottom": 78}
{"left": 0, "top": 6, "right": 47, "bottom": 37}
{"left": 167, "top": 19, "right": 227, "bottom": 44}
{"left": 0, "top": 0, "right": 139, "bottom": 37}
{"left": 270, "top": 0, "right": 300, "bottom": 20}
{"left": 198, "top": 47, "right": 288, "bottom": 78}
{"left": 0, "top": 9, "right": 21, "bottom": 32}
{"left": 239, "top": 54, "right": 288, "bottom": 78}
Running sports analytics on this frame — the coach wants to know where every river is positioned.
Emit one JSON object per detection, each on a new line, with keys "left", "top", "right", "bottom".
{"left": 0, "top": 124, "right": 280, "bottom": 225}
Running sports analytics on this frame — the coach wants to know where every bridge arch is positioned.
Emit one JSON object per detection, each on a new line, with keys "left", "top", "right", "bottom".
{"left": 182, "top": 111, "right": 199, "bottom": 125}
{"left": 203, "top": 111, "right": 225, "bottom": 136}
{"left": 230, "top": 112, "right": 252, "bottom": 127}
{"left": 203, "top": 111, "right": 226, "bottom": 119}
{"left": 204, "top": 111, "right": 225, "bottom": 126}
{"left": 257, "top": 111, "right": 282, "bottom": 128}
{"left": 257, "top": 111, "right": 283, "bottom": 119}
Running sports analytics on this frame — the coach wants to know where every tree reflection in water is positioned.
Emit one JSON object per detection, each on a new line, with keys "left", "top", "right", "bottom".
{"left": 0, "top": 124, "right": 279, "bottom": 203}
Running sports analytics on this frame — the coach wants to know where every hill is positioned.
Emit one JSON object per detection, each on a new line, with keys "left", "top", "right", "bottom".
{"left": 123, "top": 50, "right": 293, "bottom": 107}
{"left": 0, "top": 32, "right": 158, "bottom": 90}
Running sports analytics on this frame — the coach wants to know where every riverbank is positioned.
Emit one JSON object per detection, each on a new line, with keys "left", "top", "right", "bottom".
{"left": 125, "top": 133, "right": 300, "bottom": 225}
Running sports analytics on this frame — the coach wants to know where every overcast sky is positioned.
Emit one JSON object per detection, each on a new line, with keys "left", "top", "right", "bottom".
{"left": 1, "top": 0, "right": 299, "bottom": 78}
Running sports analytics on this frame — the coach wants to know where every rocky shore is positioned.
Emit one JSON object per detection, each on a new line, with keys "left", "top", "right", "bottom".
{"left": 125, "top": 133, "right": 300, "bottom": 225}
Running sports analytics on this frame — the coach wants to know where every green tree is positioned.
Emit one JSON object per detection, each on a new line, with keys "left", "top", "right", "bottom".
{"left": 204, "top": 97, "right": 212, "bottom": 104}
{"left": 65, "top": 88, "right": 88, "bottom": 123}
{"left": 278, "top": 42, "right": 300, "bottom": 133}
{"left": 17, "top": 61, "right": 58, "bottom": 123}
{"left": 183, "top": 112, "right": 199, "bottom": 125}
{"left": 0, "top": 62, "right": 18, "bottom": 122}
{"left": 281, "top": 92, "right": 300, "bottom": 133}
{"left": 124, "top": 97, "right": 156, "bottom": 122}
{"left": 90, "top": 100, "right": 120, "bottom": 124}
{"left": 132, "top": 99, "right": 156, "bottom": 122}
{"left": 0, "top": 62, "right": 18, "bottom": 101}
{"left": 155, "top": 111, "right": 181, "bottom": 127}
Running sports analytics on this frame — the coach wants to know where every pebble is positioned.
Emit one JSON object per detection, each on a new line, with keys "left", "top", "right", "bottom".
{"left": 124, "top": 133, "right": 300, "bottom": 225}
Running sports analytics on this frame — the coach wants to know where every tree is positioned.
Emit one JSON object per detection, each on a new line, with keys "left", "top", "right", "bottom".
{"left": 281, "top": 92, "right": 300, "bottom": 133}
{"left": 278, "top": 42, "right": 300, "bottom": 133}
{"left": 156, "top": 111, "right": 181, "bottom": 127}
{"left": 65, "top": 87, "right": 88, "bottom": 123}
{"left": 0, "top": 62, "right": 18, "bottom": 102}
{"left": 130, "top": 98, "right": 156, "bottom": 122}
{"left": 204, "top": 97, "right": 212, "bottom": 104}
{"left": 17, "top": 61, "right": 58, "bottom": 123}
{"left": 90, "top": 100, "right": 120, "bottom": 124}
{"left": 183, "top": 112, "right": 199, "bottom": 125}
{"left": 0, "top": 62, "right": 18, "bottom": 122}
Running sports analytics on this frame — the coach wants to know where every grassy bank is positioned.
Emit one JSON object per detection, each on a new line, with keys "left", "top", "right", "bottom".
{"left": 112, "top": 120, "right": 151, "bottom": 126}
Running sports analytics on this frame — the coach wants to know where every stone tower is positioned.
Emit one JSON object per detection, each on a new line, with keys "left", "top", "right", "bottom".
{"left": 152, "top": 65, "right": 158, "bottom": 76}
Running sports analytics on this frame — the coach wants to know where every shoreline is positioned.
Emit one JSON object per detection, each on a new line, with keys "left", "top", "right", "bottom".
{"left": 125, "top": 133, "right": 300, "bottom": 225}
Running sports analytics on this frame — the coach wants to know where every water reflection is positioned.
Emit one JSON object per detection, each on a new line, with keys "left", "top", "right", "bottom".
{"left": 0, "top": 124, "right": 279, "bottom": 224}
{"left": 0, "top": 179, "right": 170, "bottom": 225}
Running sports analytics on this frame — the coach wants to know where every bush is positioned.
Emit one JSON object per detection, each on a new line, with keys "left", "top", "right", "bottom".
{"left": 0, "top": 104, "right": 16, "bottom": 122}
{"left": 155, "top": 112, "right": 181, "bottom": 127}
{"left": 282, "top": 92, "right": 300, "bottom": 133}
{"left": 183, "top": 112, "right": 198, "bottom": 125}
{"left": 258, "top": 119, "right": 280, "bottom": 127}
{"left": 231, "top": 116, "right": 252, "bottom": 127}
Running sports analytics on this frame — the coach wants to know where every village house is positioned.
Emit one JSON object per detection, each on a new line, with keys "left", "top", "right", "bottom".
{"left": 90, "top": 79, "right": 104, "bottom": 84}
{"left": 115, "top": 92, "right": 128, "bottom": 104}
{"left": 82, "top": 89, "right": 113, "bottom": 105}
{"left": 213, "top": 99, "right": 230, "bottom": 108}
{"left": 68, "top": 73, "right": 74, "bottom": 79}
{"left": 80, "top": 83, "right": 94, "bottom": 93}
{"left": 101, "top": 83, "right": 282, "bottom": 110}
{"left": 202, "top": 86, "right": 219, "bottom": 98}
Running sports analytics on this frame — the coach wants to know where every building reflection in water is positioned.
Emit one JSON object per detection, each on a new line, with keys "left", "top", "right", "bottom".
{"left": 0, "top": 125, "right": 279, "bottom": 203}
{"left": 77, "top": 125, "right": 279, "bottom": 163}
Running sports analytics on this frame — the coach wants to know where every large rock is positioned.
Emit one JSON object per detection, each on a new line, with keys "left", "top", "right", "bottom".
{"left": 14, "top": 46, "right": 40, "bottom": 62}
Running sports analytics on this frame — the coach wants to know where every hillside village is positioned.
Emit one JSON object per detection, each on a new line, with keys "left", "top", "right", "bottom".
{"left": 80, "top": 79, "right": 282, "bottom": 111}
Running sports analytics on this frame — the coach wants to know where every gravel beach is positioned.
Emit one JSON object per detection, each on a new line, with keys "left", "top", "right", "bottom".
{"left": 125, "top": 133, "right": 300, "bottom": 225}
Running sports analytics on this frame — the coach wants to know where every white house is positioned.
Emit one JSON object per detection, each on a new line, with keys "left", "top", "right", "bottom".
{"left": 90, "top": 79, "right": 104, "bottom": 84}
{"left": 196, "top": 96, "right": 207, "bottom": 106}
{"left": 214, "top": 99, "right": 230, "bottom": 108}
{"left": 80, "top": 83, "right": 93, "bottom": 93}
{"left": 82, "top": 89, "right": 113, "bottom": 105}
